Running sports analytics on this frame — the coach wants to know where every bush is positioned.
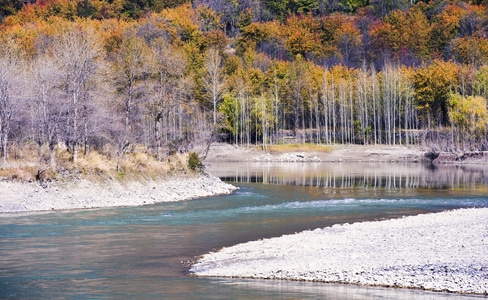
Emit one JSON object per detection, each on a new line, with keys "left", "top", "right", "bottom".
{"left": 188, "top": 152, "right": 203, "bottom": 171}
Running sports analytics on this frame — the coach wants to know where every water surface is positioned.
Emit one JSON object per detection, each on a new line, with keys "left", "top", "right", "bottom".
{"left": 1, "top": 162, "right": 487, "bottom": 299}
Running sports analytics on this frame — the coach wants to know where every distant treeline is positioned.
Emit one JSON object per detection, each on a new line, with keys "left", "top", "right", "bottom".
{"left": 0, "top": 0, "right": 487, "bottom": 168}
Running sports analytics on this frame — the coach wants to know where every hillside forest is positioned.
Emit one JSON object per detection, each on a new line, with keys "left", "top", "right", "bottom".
{"left": 1, "top": 0, "right": 488, "bottom": 175}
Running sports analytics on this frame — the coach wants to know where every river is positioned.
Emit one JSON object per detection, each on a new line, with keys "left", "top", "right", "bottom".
{"left": 1, "top": 162, "right": 487, "bottom": 299}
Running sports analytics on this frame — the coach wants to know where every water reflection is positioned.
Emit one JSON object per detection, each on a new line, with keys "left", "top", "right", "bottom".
{"left": 208, "top": 162, "right": 488, "bottom": 190}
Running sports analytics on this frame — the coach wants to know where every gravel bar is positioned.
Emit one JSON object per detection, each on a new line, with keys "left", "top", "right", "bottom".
{"left": 191, "top": 208, "right": 488, "bottom": 295}
{"left": 0, "top": 173, "right": 237, "bottom": 213}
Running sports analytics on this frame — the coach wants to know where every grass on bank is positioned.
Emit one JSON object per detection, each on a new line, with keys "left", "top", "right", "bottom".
{"left": 0, "top": 144, "right": 204, "bottom": 184}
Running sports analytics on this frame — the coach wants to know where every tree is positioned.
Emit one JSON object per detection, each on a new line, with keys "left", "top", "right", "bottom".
{"left": 111, "top": 30, "right": 150, "bottom": 167}
{"left": 334, "top": 19, "right": 362, "bottom": 66}
{"left": 370, "top": 7, "right": 431, "bottom": 64}
{"left": 448, "top": 93, "right": 488, "bottom": 150}
{"left": 412, "top": 60, "right": 459, "bottom": 128}
{"left": 263, "top": 0, "right": 290, "bottom": 21}
{"left": 53, "top": 23, "right": 103, "bottom": 164}
{"left": 29, "top": 51, "right": 65, "bottom": 169}
{"left": 429, "top": 4, "right": 463, "bottom": 58}
{"left": 289, "top": 0, "right": 319, "bottom": 14}
{"left": 203, "top": 47, "right": 225, "bottom": 126}
{"left": 0, "top": 0, "right": 23, "bottom": 21}
{"left": 474, "top": 65, "right": 488, "bottom": 98}
{"left": 284, "top": 14, "right": 322, "bottom": 59}
{"left": 338, "top": 0, "right": 368, "bottom": 13}
{"left": 452, "top": 37, "right": 488, "bottom": 67}
{"left": 287, "top": 55, "right": 309, "bottom": 142}
{"left": 147, "top": 37, "right": 189, "bottom": 160}
{"left": 0, "top": 37, "right": 21, "bottom": 164}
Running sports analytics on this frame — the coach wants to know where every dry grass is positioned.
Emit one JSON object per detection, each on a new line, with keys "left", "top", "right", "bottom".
{"left": 117, "top": 151, "right": 172, "bottom": 181}
{"left": 0, "top": 164, "right": 38, "bottom": 182}
{"left": 0, "top": 144, "right": 197, "bottom": 183}
{"left": 264, "top": 143, "right": 333, "bottom": 153}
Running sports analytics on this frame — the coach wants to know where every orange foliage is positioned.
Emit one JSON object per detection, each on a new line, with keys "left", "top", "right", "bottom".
{"left": 158, "top": 4, "right": 201, "bottom": 45}
{"left": 284, "top": 14, "right": 324, "bottom": 58}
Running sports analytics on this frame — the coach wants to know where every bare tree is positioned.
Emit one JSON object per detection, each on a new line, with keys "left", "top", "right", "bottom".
{"left": 287, "top": 56, "right": 308, "bottom": 143}
{"left": 53, "top": 24, "right": 103, "bottom": 165}
{"left": 203, "top": 47, "right": 225, "bottom": 127}
{"left": 147, "top": 38, "right": 189, "bottom": 160}
{"left": 29, "top": 52, "right": 65, "bottom": 169}
{"left": 0, "top": 37, "right": 21, "bottom": 165}
{"left": 111, "top": 31, "right": 149, "bottom": 167}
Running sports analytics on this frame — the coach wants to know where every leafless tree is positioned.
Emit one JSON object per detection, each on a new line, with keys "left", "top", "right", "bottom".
{"left": 110, "top": 31, "right": 149, "bottom": 167}
{"left": 147, "top": 38, "right": 189, "bottom": 160}
{"left": 0, "top": 37, "right": 21, "bottom": 165}
{"left": 29, "top": 52, "right": 65, "bottom": 169}
{"left": 53, "top": 24, "right": 103, "bottom": 164}
{"left": 203, "top": 47, "right": 225, "bottom": 127}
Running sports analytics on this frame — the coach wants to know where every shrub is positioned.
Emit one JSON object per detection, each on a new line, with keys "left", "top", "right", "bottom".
{"left": 188, "top": 152, "right": 203, "bottom": 171}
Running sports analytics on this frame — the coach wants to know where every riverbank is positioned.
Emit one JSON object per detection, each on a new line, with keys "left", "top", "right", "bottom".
{"left": 0, "top": 173, "right": 236, "bottom": 213}
{"left": 204, "top": 143, "right": 428, "bottom": 163}
{"left": 191, "top": 207, "right": 488, "bottom": 295}
{"left": 204, "top": 143, "right": 488, "bottom": 165}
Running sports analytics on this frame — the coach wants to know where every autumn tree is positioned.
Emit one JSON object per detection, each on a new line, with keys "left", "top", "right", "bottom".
{"left": 284, "top": 14, "right": 321, "bottom": 59}
{"left": 452, "top": 37, "right": 488, "bottom": 67}
{"left": 412, "top": 60, "right": 459, "bottom": 128}
{"left": 448, "top": 93, "right": 488, "bottom": 150}
{"left": 474, "top": 65, "right": 488, "bottom": 98}
{"left": 370, "top": 7, "right": 431, "bottom": 65}
{"left": 429, "top": 4, "right": 464, "bottom": 58}
{"left": 334, "top": 19, "right": 362, "bottom": 66}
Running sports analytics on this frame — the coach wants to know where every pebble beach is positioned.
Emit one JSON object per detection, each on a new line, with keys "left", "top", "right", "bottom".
{"left": 191, "top": 208, "right": 488, "bottom": 295}
{"left": 0, "top": 173, "right": 236, "bottom": 213}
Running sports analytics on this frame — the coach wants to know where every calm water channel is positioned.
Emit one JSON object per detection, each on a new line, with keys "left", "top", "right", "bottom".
{"left": 1, "top": 162, "right": 487, "bottom": 299}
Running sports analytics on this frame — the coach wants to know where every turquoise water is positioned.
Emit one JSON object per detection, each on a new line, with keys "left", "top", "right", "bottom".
{"left": 1, "top": 163, "right": 487, "bottom": 299}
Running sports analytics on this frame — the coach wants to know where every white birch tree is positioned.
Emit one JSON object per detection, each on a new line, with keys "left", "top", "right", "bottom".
{"left": 203, "top": 47, "right": 225, "bottom": 127}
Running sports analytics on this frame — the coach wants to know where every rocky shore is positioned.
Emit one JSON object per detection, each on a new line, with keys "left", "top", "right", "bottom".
{"left": 0, "top": 173, "right": 237, "bottom": 213}
{"left": 191, "top": 208, "right": 488, "bottom": 295}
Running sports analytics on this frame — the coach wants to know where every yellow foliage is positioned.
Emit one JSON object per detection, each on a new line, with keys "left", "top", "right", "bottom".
{"left": 449, "top": 93, "right": 488, "bottom": 137}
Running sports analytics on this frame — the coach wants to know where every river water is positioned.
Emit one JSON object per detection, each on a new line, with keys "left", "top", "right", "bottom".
{"left": 1, "top": 162, "right": 487, "bottom": 299}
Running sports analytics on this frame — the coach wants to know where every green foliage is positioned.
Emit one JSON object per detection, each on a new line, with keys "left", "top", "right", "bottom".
{"left": 188, "top": 152, "right": 203, "bottom": 171}
{"left": 264, "top": 0, "right": 289, "bottom": 21}
{"left": 290, "top": 0, "right": 319, "bottom": 14}
{"left": 0, "top": 0, "right": 23, "bottom": 20}
{"left": 338, "top": 0, "right": 368, "bottom": 13}
{"left": 219, "top": 93, "right": 239, "bottom": 136}
{"left": 475, "top": 65, "right": 488, "bottom": 97}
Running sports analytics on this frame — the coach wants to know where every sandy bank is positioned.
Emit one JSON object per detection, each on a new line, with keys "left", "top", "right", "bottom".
{"left": 191, "top": 208, "right": 488, "bottom": 295}
{"left": 0, "top": 173, "right": 237, "bottom": 213}
{"left": 205, "top": 143, "right": 428, "bottom": 163}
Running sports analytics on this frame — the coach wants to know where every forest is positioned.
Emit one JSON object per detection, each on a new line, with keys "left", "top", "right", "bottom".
{"left": 0, "top": 0, "right": 488, "bottom": 176}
